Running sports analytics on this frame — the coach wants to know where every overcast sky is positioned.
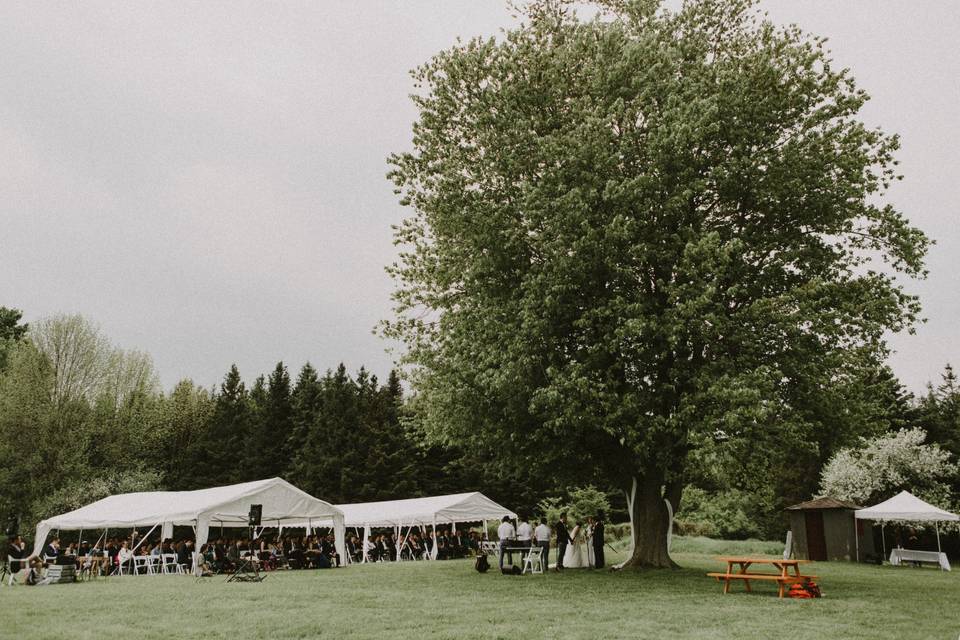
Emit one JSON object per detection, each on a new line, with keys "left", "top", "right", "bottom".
{"left": 2, "top": 1, "right": 957, "bottom": 393}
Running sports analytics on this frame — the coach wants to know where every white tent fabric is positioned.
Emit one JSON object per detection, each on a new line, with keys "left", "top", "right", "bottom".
{"left": 32, "top": 477, "right": 346, "bottom": 570}
{"left": 287, "top": 492, "right": 516, "bottom": 562}
{"left": 855, "top": 491, "right": 959, "bottom": 522}
{"left": 336, "top": 492, "right": 516, "bottom": 528}
{"left": 854, "top": 490, "right": 958, "bottom": 566}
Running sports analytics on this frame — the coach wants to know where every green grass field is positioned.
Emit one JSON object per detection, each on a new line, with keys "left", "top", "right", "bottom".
{"left": 2, "top": 538, "right": 957, "bottom": 639}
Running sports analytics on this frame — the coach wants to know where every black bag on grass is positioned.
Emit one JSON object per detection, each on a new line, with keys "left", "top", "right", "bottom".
{"left": 475, "top": 554, "right": 489, "bottom": 573}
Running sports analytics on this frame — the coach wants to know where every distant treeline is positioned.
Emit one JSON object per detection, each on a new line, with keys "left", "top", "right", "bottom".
{"left": 0, "top": 311, "right": 554, "bottom": 536}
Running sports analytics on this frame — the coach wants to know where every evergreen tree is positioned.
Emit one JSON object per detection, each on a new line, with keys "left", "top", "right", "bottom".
{"left": 191, "top": 364, "right": 251, "bottom": 487}
{"left": 291, "top": 364, "right": 360, "bottom": 502}
{"left": 262, "top": 362, "right": 294, "bottom": 477}
{"left": 287, "top": 363, "right": 323, "bottom": 477}
{"left": 918, "top": 364, "right": 960, "bottom": 470}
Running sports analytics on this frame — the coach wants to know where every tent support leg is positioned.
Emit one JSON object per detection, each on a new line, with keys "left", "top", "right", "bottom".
{"left": 881, "top": 523, "right": 886, "bottom": 563}
{"left": 855, "top": 521, "right": 859, "bottom": 563}
{"left": 936, "top": 522, "right": 942, "bottom": 570}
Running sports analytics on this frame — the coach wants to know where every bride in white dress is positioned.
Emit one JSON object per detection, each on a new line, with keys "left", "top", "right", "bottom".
{"left": 562, "top": 522, "right": 594, "bottom": 568}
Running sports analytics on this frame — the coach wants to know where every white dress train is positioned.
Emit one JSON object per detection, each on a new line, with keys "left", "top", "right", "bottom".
{"left": 562, "top": 525, "right": 594, "bottom": 569}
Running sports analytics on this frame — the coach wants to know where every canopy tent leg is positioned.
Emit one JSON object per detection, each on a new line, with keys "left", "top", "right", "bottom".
{"left": 936, "top": 522, "right": 943, "bottom": 570}
{"left": 881, "top": 522, "right": 886, "bottom": 563}
{"left": 855, "top": 520, "right": 859, "bottom": 563}
{"left": 482, "top": 520, "right": 487, "bottom": 540}
{"left": 431, "top": 517, "right": 438, "bottom": 560}
{"left": 362, "top": 524, "right": 370, "bottom": 563}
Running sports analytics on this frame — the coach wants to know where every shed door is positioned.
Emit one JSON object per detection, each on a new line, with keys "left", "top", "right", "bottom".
{"left": 804, "top": 511, "right": 827, "bottom": 561}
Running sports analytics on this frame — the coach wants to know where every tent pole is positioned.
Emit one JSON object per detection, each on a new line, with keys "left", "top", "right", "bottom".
{"left": 854, "top": 519, "right": 859, "bottom": 563}
{"left": 936, "top": 522, "right": 942, "bottom": 570}
{"left": 881, "top": 522, "right": 886, "bottom": 562}
{"left": 431, "top": 517, "right": 437, "bottom": 561}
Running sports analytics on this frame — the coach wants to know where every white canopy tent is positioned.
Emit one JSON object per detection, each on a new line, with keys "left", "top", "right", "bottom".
{"left": 32, "top": 478, "right": 346, "bottom": 574}
{"left": 854, "top": 490, "right": 959, "bottom": 564}
{"left": 293, "top": 492, "right": 516, "bottom": 562}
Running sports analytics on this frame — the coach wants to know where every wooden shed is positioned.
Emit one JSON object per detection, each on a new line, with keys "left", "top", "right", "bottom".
{"left": 786, "top": 497, "right": 874, "bottom": 561}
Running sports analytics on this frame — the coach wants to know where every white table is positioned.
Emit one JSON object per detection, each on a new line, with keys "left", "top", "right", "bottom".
{"left": 889, "top": 548, "right": 951, "bottom": 571}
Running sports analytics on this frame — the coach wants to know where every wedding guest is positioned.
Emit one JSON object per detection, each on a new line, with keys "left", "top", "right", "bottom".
{"left": 43, "top": 537, "right": 60, "bottom": 564}
{"left": 117, "top": 541, "right": 134, "bottom": 572}
{"left": 7, "top": 535, "right": 26, "bottom": 573}
{"left": 516, "top": 516, "right": 532, "bottom": 550}
{"left": 534, "top": 519, "right": 551, "bottom": 572}
{"left": 497, "top": 516, "right": 516, "bottom": 570}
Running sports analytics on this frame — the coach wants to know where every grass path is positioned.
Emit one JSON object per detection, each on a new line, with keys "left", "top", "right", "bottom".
{"left": 1, "top": 542, "right": 957, "bottom": 639}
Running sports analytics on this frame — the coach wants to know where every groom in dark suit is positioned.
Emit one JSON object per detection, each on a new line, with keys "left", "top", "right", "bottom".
{"left": 592, "top": 513, "right": 605, "bottom": 569}
{"left": 554, "top": 513, "right": 572, "bottom": 572}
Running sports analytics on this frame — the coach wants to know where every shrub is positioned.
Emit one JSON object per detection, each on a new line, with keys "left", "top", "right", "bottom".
{"left": 676, "top": 487, "right": 763, "bottom": 540}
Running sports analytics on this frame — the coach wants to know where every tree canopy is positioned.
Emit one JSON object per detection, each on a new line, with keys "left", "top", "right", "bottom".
{"left": 385, "top": 0, "right": 929, "bottom": 566}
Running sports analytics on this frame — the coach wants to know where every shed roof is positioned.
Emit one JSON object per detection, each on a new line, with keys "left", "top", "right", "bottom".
{"left": 786, "top": 497, "right": 861, "bottom": 511}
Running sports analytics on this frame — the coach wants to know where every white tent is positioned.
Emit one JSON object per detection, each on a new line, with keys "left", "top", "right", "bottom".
{"left": 854, "top": 490, "right": 959, "bottom": 562}
{"left": 294, "top": 492, "right": 516, "bottom": 562}
{"left": 32, "top": 477, "right": 346, "bottom": 573}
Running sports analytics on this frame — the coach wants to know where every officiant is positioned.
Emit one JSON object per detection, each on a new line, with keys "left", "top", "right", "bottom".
{"left": 591, "top": 513, "right": 605, "bottom": 569}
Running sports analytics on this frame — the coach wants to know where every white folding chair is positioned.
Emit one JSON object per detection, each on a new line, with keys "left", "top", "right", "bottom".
{"left": 133, "top": 555, "right": 153, "bottom": 575}
{"left": 4, "top": 556, "right": 24, "bottom": 586}
{"left": 522, "top": 546, "right": 544, "bottom": 574}
{"left": 161, "top": 553, "right": 182, "bottom": 575}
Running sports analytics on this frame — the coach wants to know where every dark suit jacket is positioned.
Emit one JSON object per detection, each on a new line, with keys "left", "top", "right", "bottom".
{"left": 555, "top": 521, "right": 572, "bottom": 545}
{"left": 592, "top": 521, "right": 605, "bottom": 549}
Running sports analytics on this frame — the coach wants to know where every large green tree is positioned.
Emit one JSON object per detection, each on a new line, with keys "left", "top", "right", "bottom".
{"left": 384, "top": 0, "right": 929, "bottom": 567}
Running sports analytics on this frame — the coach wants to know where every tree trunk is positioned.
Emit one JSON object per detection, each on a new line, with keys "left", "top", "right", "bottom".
{"left": 621, "top": 474, "right": 678, "bottom": 569}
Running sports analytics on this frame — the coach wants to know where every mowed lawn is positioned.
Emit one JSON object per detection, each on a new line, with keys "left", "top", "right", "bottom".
{"left": 2, "top": 539, "right": 958, "bottom": 640}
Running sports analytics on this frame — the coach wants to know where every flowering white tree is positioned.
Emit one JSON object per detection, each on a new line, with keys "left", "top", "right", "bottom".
{"left": 820, "top": 428, "right": 958, "bottom": 510}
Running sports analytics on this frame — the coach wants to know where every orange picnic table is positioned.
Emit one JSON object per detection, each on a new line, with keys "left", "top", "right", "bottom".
{"left": 707, "top": 556, "right": 817, "bottom": 598}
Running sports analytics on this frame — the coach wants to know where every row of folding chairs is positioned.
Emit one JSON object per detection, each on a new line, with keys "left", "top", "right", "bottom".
{"left": 116, "top": 553, "right": 186, "bottom": 576}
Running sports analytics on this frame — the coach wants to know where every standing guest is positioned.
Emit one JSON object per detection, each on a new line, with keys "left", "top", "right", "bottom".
{"left": 534, "top": 519, "right": 551, "bottom": 572}
{"left": 592, "top": 513, "right": 605, "bottom": 569}
{"left": 516, "top": 517, "right": 532, "bottom": 549}
{"left": 497, "top": 516, "right": 516, "bottom": 570}
{"left": 554, "top": 513, "right": 572, "bottom": 572}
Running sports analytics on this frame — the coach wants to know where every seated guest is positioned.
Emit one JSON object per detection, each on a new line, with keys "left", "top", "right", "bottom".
{"left": 346, "top": 535, "right": 360, "bottom": 563}
{"left": 43, "top": 537, "right": 60, "bottom": 564}
{"left": 7, "top": 535, "right": 26, "bottom": 574}
{"left": 321, "top": 535, "right": 338, "bottom": 567}
{"left": 196, "top": 544, "right": 214, "bottom": 576}
{"left": 176, "top": 540, "right": 194, "bottom": 571}
{"left": 117, "top": 541, "right": 134, "bottom": 572}
{"left": 377, "top": 535, "right": 391, "bottom": 562}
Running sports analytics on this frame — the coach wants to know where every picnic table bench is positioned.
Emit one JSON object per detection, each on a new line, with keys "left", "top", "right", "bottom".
{"left": 707, "top": 556, "right": 817, "bottom": 598}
